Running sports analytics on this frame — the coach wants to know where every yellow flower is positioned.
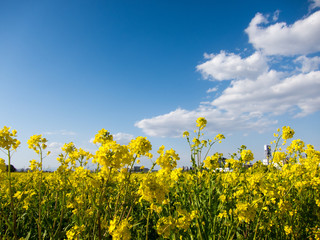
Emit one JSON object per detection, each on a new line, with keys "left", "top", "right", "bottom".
{"left": 128, "top": 136, "right": 152, "bottom": 157}
{"left": 95, "top": 141, "right": 133, "bottom": 169}
{"left": 287, "top": 139, "right": 305, "bottom": 153}
{"left": 273, "top": 152, "right": 286, "bottom": 164}
{"left": 282, "top": 126, "right": 295, "bottom": 140}
{"left": 109, "top": 217, "right": 132, "bottom": 240}
{"left": 156, "top": 216, "right": 175, "bottom": 238}
{"left": 29, "top": 159, "right": 38, "bottom": 171}
{"left": 218, "top": 210, "right": 228, "bottom": 219}
{"left": 93, "top": 128, "right": 113, "bottom": 144}
{"left": 235, "top": 202, "right": 255, "bottom": 223}
{"left": 196, "top": 117, "right": 207, "bottom": 130}
{"left": 13, "top": 191, "right": 23, "bottom": 200}
{"left": 192, "top": 137, "right": 201, "bottom": 147}
{"left": 203, "top": 153, "right": 223, "bottom": 170}
{"left": 150, "top": 203, "right": 163, "bottom": 213}
{"left": 241, "top": 149, "right": 254, "bottom": 163}
{"left": 182, "top": 131, "right": 189, "bottom": 137}
{"left": 219, "top": 194, "right": 226, "bottom": 203}
{"left": 214, "top": 134, "right": 225, "bottom": 141}
{"left": 0, "top": 158, "right": 6, "bottom": 172}
{"left": 138, "top": 172, "right": 169, "bottom": 204}
{"left": 66, "top": 225, "right": 85, "bottom": 240}
{"left": 0, "top": 126, "right": 21, "bottom": 151}
{"left": 284, "top": 225, "right": 292, "bottom": 235}
{"left": 156, "top": 146, "right": 180, "bottom": 172}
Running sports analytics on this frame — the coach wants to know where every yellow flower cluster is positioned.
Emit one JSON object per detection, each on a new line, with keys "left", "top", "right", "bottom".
{"left": 27, "top": 134, "right": 47, "bottom": 153}
{"left": 109, "top": 217, "right": 132, "bottom": 240}
{"left": 235, "top": 202, "right": 256, "bottom": 223}
{"left": 95, "top": 140, "right": 133, "bottom": 169}
{"left": 92, "top": 128, "right": 113, "bottom": 144}
{"left": 282, "top": 126, "right": 295, "bottom": 140}
{"left": 203, "top": 152, "right": 222, "bottom": 170}
{"left": 128, "top": 136, "right": 152, "bottom": 158}
{"left": 273, "top": 151, "right": 286, "bottom": 164}
{"left": 156, "top": 209, "right": 197, "bottom": 238}
{"left": 214, "top": 133, "right": 225, "bottom": 143}
{"left": 182, "top": 131, "right": 189, "bottom": 137}
{"left": 0, "top": 121, "right": 320, "bottom": 239}
{"left": 196, "top": 117, "right": 207, "bottom": 130}
{"left": 156, "top": 145, "right": 180, "bottom": 172}
{"left": 138, "top": 173, "right": 169, "bottom": 204}
{"left": 66, "top": 224, "right": 85, "bottom": 239}
{"left": 0, "top": 126, "right": 20, "bottom": 151}
{"left": 0, "top": 158, "right": 6, "bottom": 172}
{"left": 240, "top": 149, "right": 254, "bottom": 163}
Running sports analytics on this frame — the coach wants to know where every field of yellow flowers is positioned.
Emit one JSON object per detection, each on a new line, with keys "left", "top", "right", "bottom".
{"left": 1, "top": 118, "right": 320, "bottom": 239}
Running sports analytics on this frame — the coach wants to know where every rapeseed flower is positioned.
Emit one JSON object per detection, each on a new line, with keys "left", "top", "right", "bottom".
{"left": 92, "top": 128, "right": 113, "bottom": 145}
{"left": 128, "top": 136, "right": 152, "bottom": 157}
{"left": 0, "top": 126, "right": 20, "bottom": 151}
{"left": 109, "top": 217, "right": 132, "bottom": 240}
{"left": 282, "top": 126, "right": 295, "bottom": 140}
{"left": 241, "top": 149, "right": 254, "bottom": 163}
{"left": 196, "top": 117, "right": 207, "bottom": 130}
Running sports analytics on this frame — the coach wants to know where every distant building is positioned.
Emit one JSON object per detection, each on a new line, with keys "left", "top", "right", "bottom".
{"left": 263, "top": 145, "right": 271, "bottom": 165}
{"left": 133, "top": 166, "right": 149, "bottom": 173}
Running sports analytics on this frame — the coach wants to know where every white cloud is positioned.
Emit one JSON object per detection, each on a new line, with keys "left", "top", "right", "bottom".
{"left": 44, "top": 130, "right": 76, "bottom": 136}
{"left": 295, "top": 55, "right": 320, "bottom": 73}
{"left": 212, "top": 70, "right": 320, "bottom": 117}
{"left": 135, "top": 7, "right": 320, "bottom": 138}
{"left": 310, "top": 0, "right": 320, "bottom": 10}
{"left": 48, "top": 142, "right": 63, "bottom": 148}
{"left": 113, "top": 132, "right": 134, "bottom": 144}
{"left": 206, "top": 87, "right": 218, "bottom": 93}
{"left": 273, "top": 10, "right": 280, "bottom": 21}
{"left": 136, "top": 70, "right": 320, "bottom": 137}
{"left": 272, "top": 71, "right": 320, "bottom": 116}
{"left": 135, "top": 109, "right": 195, "bottom": 137}
{"left": 211, "top": 70, "right": 283, "bottom": 114}
{"left": 135, "top": 107, "right": 275, "bottom": 137}
{"left": 245, "top": 11, "right": 320, "bottom": 55}
{"left": 47, "top": 142, "right": 64, "bottom": 154}
{"left": 197, "top": 51, "right": 268, "bottom": 81}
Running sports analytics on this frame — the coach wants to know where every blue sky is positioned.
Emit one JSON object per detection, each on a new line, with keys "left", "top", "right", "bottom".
{"left": 1, "top": 0, "right": 320, "bottom": 170}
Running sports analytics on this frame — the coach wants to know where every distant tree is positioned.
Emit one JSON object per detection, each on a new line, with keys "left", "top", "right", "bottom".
{"left": 6, "top": 164, "right": 17, "bottom": 172}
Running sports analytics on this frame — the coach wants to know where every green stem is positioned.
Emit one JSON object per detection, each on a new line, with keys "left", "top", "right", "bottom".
{"left": 8, "top": 149, "right": 17, "bottom": 239}
{"left": 38, "top": 147, "right": 43, "bottom": 240}
{"left": 145, "top": 210, "right": 150, "bottom": 240}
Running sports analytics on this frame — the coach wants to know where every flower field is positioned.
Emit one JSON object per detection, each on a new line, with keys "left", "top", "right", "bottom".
{"left": 0, "top": 118, "right": 320, "bottom": 239}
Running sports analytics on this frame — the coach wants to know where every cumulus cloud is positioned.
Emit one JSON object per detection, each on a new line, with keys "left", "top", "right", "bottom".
{"left": 135, "top": 109, "right": 195, "bottom": 137}
{"left": 135, "top": 107, "right": 275, "bottom": 137}
{"left": 245, "top": 11, "right": 320, "bottom": 55}
{"left": 197, "top": 51, "right": 268, "bottom": 81}
{"left": 206, "top": 87, "right": 218, "bottom": 93}
{"left": 43, "top": 130, "right": 76, "bottom": 136}
{"left": 310, "top": 0, "right": 320, "bottom": 10}
{"left": 295, "top": 55, "right": 320, "bottom": 73}
{"left": 212, "top": 70, "right": 320, "bottom": 117}
{"left": 113, "top": 132, "right": 134, "bottom": 144}
{"left": 135, "top": 7, "right": 320, "bottom": 138}
{"left": 47, "top": 142, "right": 64, "bottom": 154}
{"left": 273, "top": 10, "right": 280, "bottom": 21}
{"left": 136, "top": 70, "right": 320, "bottom": 137}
